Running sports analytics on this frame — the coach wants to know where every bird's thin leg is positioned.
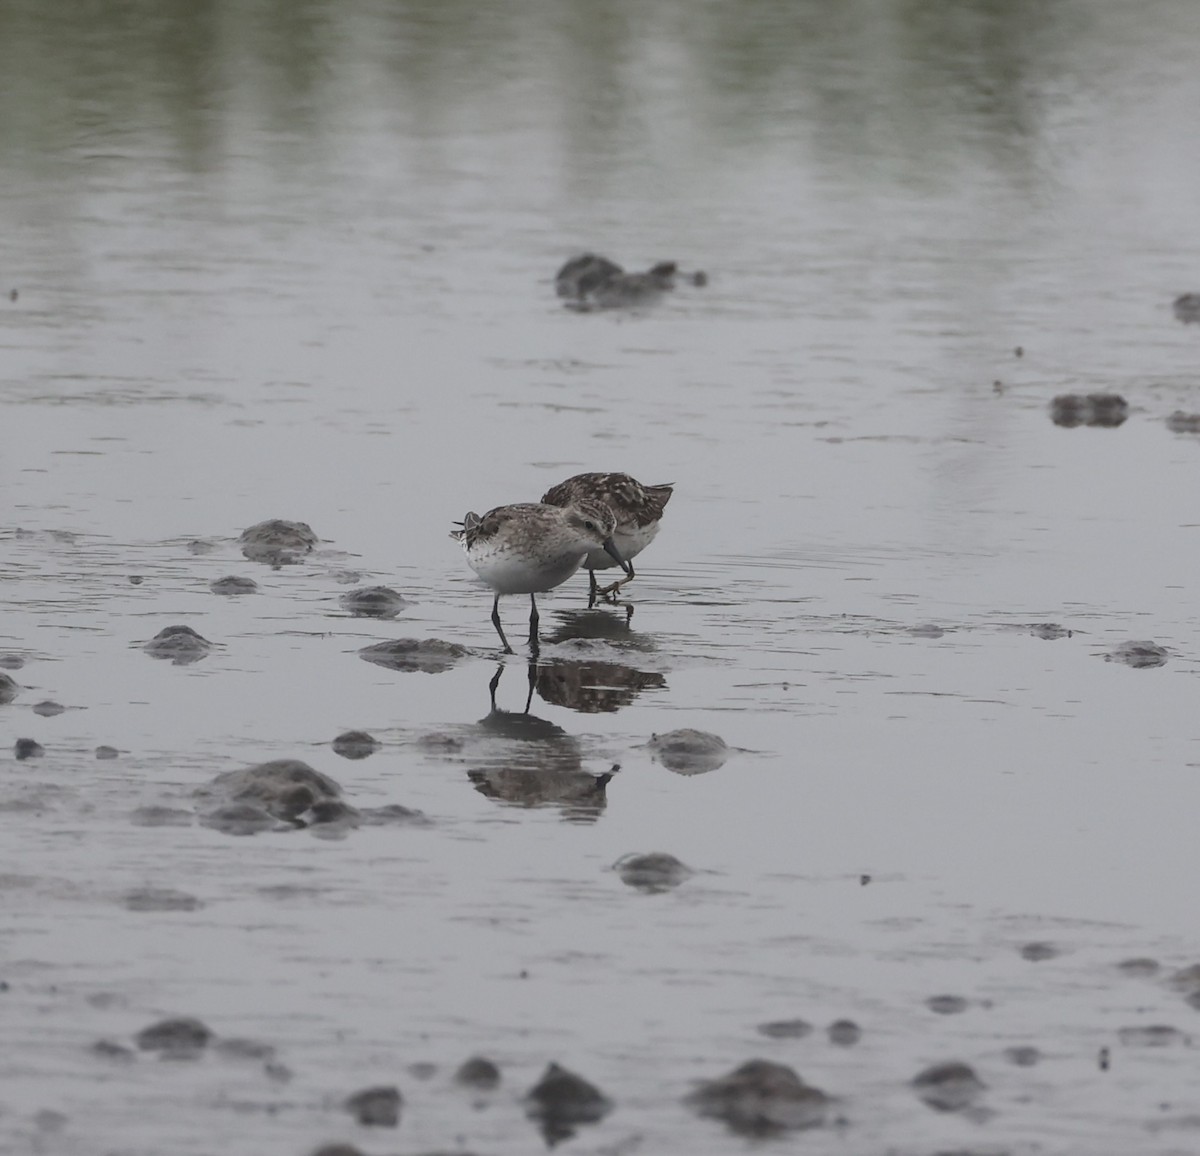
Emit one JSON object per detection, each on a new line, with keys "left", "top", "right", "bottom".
{"left": 597, "top": 561, "right": 636, "bottom": 601}
{"left": 524, "top": 655, "right": 537, "bottom": 714}
{"left": 488, "top": 664, "right": 504, "bottom": 712}
{"left": 528, "top": 593, "right": 540, "bottom": 656}
{"left": 491, "top": 594, "right": 513, "bottom": 654}
{"left": 587, "top": 569, "right": 599, "bottom": 608}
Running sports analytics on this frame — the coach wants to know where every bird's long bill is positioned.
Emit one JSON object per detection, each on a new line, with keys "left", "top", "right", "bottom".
{"left": 602, "top": 537, "right": 633, "bottom": 575}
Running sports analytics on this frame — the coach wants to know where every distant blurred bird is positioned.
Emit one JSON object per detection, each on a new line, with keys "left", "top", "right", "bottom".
{"left": 554, "top": 253, "right": 706, "bottom": 310}
{"left": 541, "top": 472, "right": 673, "bottom": 603}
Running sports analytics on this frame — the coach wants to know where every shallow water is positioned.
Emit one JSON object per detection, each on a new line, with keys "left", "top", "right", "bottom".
{"left": 4, "top": 2, "right": 1200, "bottom": 1153}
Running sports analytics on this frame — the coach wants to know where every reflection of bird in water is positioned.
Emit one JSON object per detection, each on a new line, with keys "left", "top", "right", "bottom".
{"left": 544, "top": 607, "right": 640, "bottom": 645}
{"left": 451, "top": 500, "right": 631, "bottom": 653}
{"left": 541, "top": 472, "right": 673, "bottom": 604}
{"left": 467, "top": 664, "right": 616, "bottom": 821}
{"left": 535, "top": 659, "right": 666, "bottom": 714}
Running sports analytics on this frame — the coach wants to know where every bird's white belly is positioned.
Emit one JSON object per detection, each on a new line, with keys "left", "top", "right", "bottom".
{"left": 468, "top": 545, "right": 586, "bottom": 594}
{"left": 584, "top": 520, "right": 659, "bottom": 571}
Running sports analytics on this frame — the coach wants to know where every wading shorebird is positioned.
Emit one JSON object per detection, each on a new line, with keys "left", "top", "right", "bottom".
{"left": 541, "top": 472, "right": 673, "bottom": 604}
{"left": 451, "top": 500, "right": 631, "bottom": 653}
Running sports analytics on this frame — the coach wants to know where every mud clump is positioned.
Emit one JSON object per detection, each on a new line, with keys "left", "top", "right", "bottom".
{"left": 912, "top": 1061, "right": 986, "bottom": 1112}
{"left": 614, "top": 852, "right": 692, "bottom": 893}
{"left": 827, "top": 1019, "right": 861, "bottom": 1046}
{"left": 1104, "top": 640, "right": 1168, "bottom": 669}
{"left": 135, "top": 1016, "right": 212, "bottom": 1058}
{"left": 0, "top": 672, "right": 19, "bottom": 703}
{"left": 455, "top": 1056, "right": 501, "bottom": 1089}
{"left": 926, "top": 995, "right": 970, "bottom": 1015}
{"left": 91, "top": 1039, "right": 136, "bottom": 1063}
{"left": 339, "top": 586, "right": 409, "bottom": 619}
{"left": 332, "top": 730, "right": 380, "bottom": 760}
{"left": 685, "top": 1059, "right": 830, "bottom": 1135}
{"left": 360, "top": 638, "right": 469, "bottom": 674}
{"left": 757, "top": 1019, "right": 812, "bottom": 1040}
{"left": 1004, "top": 1045, "right": 1041, "bottom": 1067}
{"left": 645, "top": 728, "right": 729, "bottom": 775}
{"left": 1117, "top": 957, "right": 1161, "bottom": 977}
{"left": 95, "top": 745, "right": 120, "bottom": 760}
{"left": 1030, "top": 623, "right": 1071, "bottom": 640}
{"left": 143, "top": 625, "right": 212, "bottom": 665}
{"left": 1049, "top": 392, "right": 1128, "bottom": 428}
{"left": 1020, "top": 941, "right": 1058, "bottom": 961}
{"left": 210, "top": 575, "right": 258, "bottom": 595}
{"left": 344, "top": 1085, "right": 402, "bottom": 1127}
{"left": 32, "top": 700, "right": 65, "bottom": 717}
{"left": 1166, "top": 410, "right": 1200, "bottom": 433}
{"left": 1173, "top": 292, "right": 1200, "bottom": 323}
{"left": 239, "top": 518, "right": 318, "bottom": 565}
{"left": 14, "top": 738, "right": 44, "bottom": 760}
{"left": 524, "top": 1062, "right": 613, "bottom": 1145}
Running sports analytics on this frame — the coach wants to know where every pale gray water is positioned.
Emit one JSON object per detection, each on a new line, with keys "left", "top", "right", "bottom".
{"left": 4, "top": 2, "right": 1200, "bottom": 1153}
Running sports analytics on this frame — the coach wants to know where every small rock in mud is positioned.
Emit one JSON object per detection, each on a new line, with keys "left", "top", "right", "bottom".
{"left": 31, "top": 700, "right": 65, "bottom": 717}
{"left": 0, "top": 655, "right": 24, "bottom": 671}
{"left": 908, "top": 623, "right": 945, "bottom": 638}
{"left": 645, "top": 728, "right": 729, "bottom": 775}
{"left": 1030, "top": 623, "right": 1071, "bottom": 640}
{"left": 95, "top": 745, "right": 120, "bottom": 760}
{"left": 359, "top": 638, "right": 469, "bottom": 674}
{"left": 0, "top": 673, "right": 19, "bottom": 704}
{"left": 912, "top": 1061, "right": 986, "bottom": 1112}
{"left": 1117, "top": 1024, "right": 1189, "bottom": 1047}
{"left": 187, "top": 539, "right": 219, "bottom": 555}
{"left": 344, "top": 1084, "right": 402, "bottom": 1127}
{"left": 214, "top": 1037, "right": 276, "bottom": 1061}
{"left": 135, "top": 1016, "right": 213, "bottom": 1057}
{"left": 1167, "top": 963, "right": 1200, "bottom": 994}
{"left": 124, "top": 888, "right": 202, "bottom": 912}
{"left": 757, "top": 1018, "right": 813, "bottom": 1040}
{"left": 14, "top": 738, "right": 44, "bottom": 760}
{"left": 91, "top": 1038, "right": 136, "bottom": 1062}
{"left": 339, "top": 586, "right": 410, "bottom": 619}
{"left": 209, "top": 575, "right": 258, "bottom": 595}
{"left": 143, "top": 625, "right": 212, "bottom": 665}
{"left": 524, "top": 1062, "right": 613, "bottom": 1144}
{"left": 130, "top": 805, "right": 193, "bottom": 827}
{"left": 1049, "top": 392, "right": 1129, "bottom": 428}
{"left": 128, "top": 574, "right": 144, "bottom": 585}
{"left": 685, "top": 1059, "right": 830, "bottom": 1136}
{"left": 239, "top": 518, "right": 318, "bottom": 565}
{"left": 1004, "top": 1046, "right": 1042, "bottom": 1067}
{"left": 1104, "top": 640, "right": 1168, "bottom": 669}
{"left": 1166, "top": 410, "right": 1200, "bottom": 433}
{"left": 1020, "top": 941, "right": 1058, "bottom": 961}
{"left": 1173, "top": 292, "right": 1200, "bottom": 323}
{"left": 614, "top": 852, "right": 692, "bottom": 893}
{"left": 827, "top": 1019, "right": 861, "bottom": 1046}
{"left": 926, "top": 995, "right": 970, "bottom": 1015}
{"left": 332, "top": 730, "right": 380, "bottom": 760}
{"left": 455, "top": 1056, "right": 501, "bottom": 1089}
{"left": 1117, "top": 957, "right": 1161, "bottom": 977}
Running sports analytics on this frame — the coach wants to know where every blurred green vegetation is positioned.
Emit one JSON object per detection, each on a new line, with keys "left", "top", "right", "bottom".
{"left": 0, "top": 0, "right": 1075, "bottom": 177}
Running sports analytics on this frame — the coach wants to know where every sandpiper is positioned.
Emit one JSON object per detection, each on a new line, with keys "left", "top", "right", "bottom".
{"left": 451, "top": 500, "right": 631, "bottom": 653}
{"left": 541, "top": 472, "right": 673, "bottom": 603}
